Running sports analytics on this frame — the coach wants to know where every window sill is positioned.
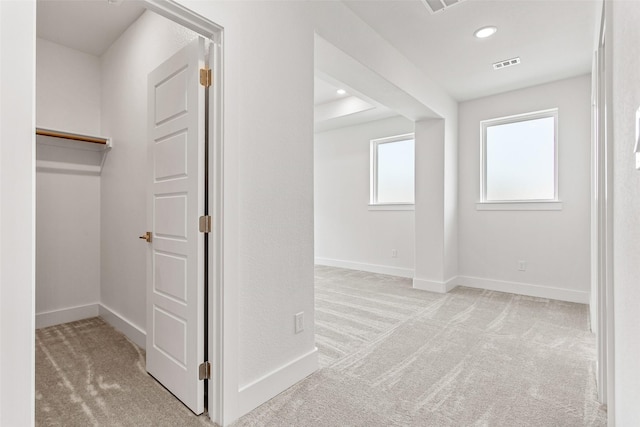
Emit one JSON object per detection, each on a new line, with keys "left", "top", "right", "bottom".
{"left": 476, "top": 201, "right": 563, "bottom": 211}
{"left": 368, "top": 204, "right": 415, "bottom": 211}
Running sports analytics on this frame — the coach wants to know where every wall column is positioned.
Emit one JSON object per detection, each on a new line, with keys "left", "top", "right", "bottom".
{"left": 413, "top": 118, "right": 457, "bottom": 292}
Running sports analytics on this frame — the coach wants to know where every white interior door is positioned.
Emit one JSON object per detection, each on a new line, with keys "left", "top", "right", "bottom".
{"left": 146, "top": 37, "right": 206, "bottom": 415}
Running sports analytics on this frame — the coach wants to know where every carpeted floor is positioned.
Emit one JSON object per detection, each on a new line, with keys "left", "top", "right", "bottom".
{"left": 36, "top": 266, "right": 607, "bottom": 426}
{"left": 35, "top": 317, "right": 212, "bottom": 426}
{"left": 233, "top": 266, "right": 607, "bottom": 426}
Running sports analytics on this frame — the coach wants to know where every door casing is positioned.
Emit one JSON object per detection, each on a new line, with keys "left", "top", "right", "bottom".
{"left": 142, "top": 1, "right": 227, "bottom": 423}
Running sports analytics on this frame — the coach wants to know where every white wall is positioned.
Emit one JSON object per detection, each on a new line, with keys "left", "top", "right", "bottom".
{"left": 36, "top": 38, "right": 101, "bottom": 135}
{"left": 35, "top": 38, "right": 102, "bottom": 326}
{"left": 609, "top": 0, "right": 640, "bottom": 423}
{"left": 176, "top": 1, "right": 458, "bottom": 422}
{"left": 0, "top": 1, "right": 36, "bottom": 425}
{"left": 35, "top": 173, "right": 101, "bottom": 324}
{"left": 314, "top": 116, "right": 415, "bottom": 278}
{"left": 99, "top": 11, "right": 197, "bottom": 339}
{"left": 458, "top": 75, "right": 592, "bottom": 303}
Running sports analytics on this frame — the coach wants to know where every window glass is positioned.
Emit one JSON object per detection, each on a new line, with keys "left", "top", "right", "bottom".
{"left": 371, "top": 135, "right": 414, "bottom": 205}
{"left": 377, "top": 139, "right": 415, "bottom": 204}
{"left": 483, "top": 111, "right": 557, "bottom": 202}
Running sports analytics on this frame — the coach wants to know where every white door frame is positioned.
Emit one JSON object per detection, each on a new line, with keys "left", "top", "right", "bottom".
{"left": 143, "top": 1, "right": 226, "bottom": 423}
{"left": 592, "top": 0, "right": 615, "bottom": 422}
{"left": 602, "top": 1, "right": 616, "bottom": 422}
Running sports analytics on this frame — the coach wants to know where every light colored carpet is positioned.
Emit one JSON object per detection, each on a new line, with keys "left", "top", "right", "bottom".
{"left": 35, "top": 317, "right": 213, "bottom": 426}
{"left": 36, "top": 266, "right": 606, "bottom": 426}
{"left": 233, "top": 266, "right": 607, "bottom": 426}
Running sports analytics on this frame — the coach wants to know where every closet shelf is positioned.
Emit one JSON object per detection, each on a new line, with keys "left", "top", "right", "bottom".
{"left": 36, "top": 127, "right": 112, "bottom": 149}
{"left": 35, "top": 127, "right": 112, "bottom": 175}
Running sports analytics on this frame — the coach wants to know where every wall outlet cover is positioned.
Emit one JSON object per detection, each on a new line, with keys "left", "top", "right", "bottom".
{"left": 295, "top": 312, "right": 304, "bottom": 334}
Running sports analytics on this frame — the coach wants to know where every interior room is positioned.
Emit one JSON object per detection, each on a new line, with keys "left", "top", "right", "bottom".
{"left": 2, "top": 0, "right": 640, "bottom": 426}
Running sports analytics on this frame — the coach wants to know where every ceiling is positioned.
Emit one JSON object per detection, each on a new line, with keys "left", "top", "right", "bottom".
{"left": 344, "top": 0, "right": 598, "bottom": 101}
{"left": 36, "top": 0, "right": 598, "bottom": 129}
{"left": 315, "top": 77, "right": 347, "bottom": 106}
{"left": 37, "top": 0, "right": 145, "bottom": 56}
{"left": 314, "top": 76, "right": 399, "bottom": 132}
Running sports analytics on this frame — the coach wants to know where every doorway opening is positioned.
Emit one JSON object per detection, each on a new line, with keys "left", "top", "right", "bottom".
{"left": 34, "top": 0, "right": 223, "bottom": 423}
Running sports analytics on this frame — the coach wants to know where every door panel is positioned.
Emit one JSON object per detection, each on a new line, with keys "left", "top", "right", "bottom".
{"left": 146, "top": 37, "right": 206, "bottom": 415}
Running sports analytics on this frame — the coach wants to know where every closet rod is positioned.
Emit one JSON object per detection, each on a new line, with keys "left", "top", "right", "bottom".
{"left": 36, "top": 128, "right": 108, "bottom": 145}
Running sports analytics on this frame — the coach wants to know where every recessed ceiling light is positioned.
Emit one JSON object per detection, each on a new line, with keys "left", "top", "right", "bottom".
{"left": 336, "top": 89, "right": 346, "bottom": 95}
{"left": 474, "top": 26, "right": 497, "bottom": 39}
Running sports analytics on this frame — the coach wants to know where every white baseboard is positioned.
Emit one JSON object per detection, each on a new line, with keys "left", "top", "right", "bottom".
{"left": 36, "top": 303, "right": 100, "bottom": 329}
{"left": 237, "top": 347, "right": 318, "bottom": 418}
{"left": 99, "top": 303, "right": 146, "bottom": 349}
{"left": 412, "top": 277, "right": 458, "bottom": 293}
{"left": 456, "top": 275, "right": 590, "bottom": 304}
{"left": 315, "top": 257, "right": 414, "bottom": 279}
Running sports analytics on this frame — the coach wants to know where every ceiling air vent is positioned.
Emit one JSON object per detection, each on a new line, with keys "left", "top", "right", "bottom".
{"left": 493, "top": 57, "right": 521, "bottom": 70}
{"left": 421, "top": 0, "right": 467, "bottom": 14}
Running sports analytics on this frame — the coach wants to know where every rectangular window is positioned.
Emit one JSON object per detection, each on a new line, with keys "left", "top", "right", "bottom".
{"left": 479, "top": 109, "right": 560, "bottom": 210}
{"left": 370, "top": 133, "right": 415, "bottom": 208}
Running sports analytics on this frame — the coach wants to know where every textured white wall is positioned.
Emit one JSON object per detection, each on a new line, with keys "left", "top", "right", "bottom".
{"left": 610, "top": 1, "right": 640, "bottom": 423}
{"left": 414, "top": 119, "right": 446, "bottom": 285}
{"left": 99, "top": 11, "right": 198, "bottom": 332}
{"left": 36, "top": 38, "right": 101, "bottom": 135}
{"left": 458, "top": 75, "right": 592, "bottom": 302}
{"left": 0, "top": 1, "right": 36, "bottom": 425}
{"left": 36, "top": 173, "right": 100, "bottom": 317}
{"left": 314, "top": 116, "right": 415, "bottom": 277}
{"left": 35, "top": 39, "right": 101, "bottom": 320}
{"left": 175, "top": 1, "right": 457, "bottom": 421}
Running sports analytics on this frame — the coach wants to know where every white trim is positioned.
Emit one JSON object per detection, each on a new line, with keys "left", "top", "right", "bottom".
{"left": 35, "top": 303, "right": 99, "bottom": 329}
{"left": 237, "top": 348, "right": 318, "bottom": 418}
{"left": 142, "top": 2, "right": 226, "bottom": 423}
{"left": 208, "top": 28, "right": 227, "bottom": 426}
{"left": 99, "top": 303, "right": 146, "bottom": 350}
{"left": 475, "top": 201, "right": 563, "bottom": 211}
{"left": 456, "top": 275, "right": 589, "bottom": 304}
{"left": 368, "top": 204, "right": 415, "bottom": 211}
{"left": 142, "top": 0, "right": 223, "bottom": 39}
{"left": 315, "top": 257, "right": 414, "bottom": 278}
{"left": 601, "top": 2, "right": 615, "bottom": 420}
{"left": 412, "top": 278, "right": 458, "bottom": 293}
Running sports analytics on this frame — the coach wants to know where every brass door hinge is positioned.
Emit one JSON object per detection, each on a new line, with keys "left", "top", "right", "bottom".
{"left": 200, "top": 67, "right": 212, "bottom": 88}
{"left": 199, "top": 361, "right": 211, "bottom": 380}
{"left": 199, "top": 215, "right": 212, "bottom": 233}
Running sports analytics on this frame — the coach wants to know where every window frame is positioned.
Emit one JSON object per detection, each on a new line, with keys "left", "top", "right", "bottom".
{"left": 478, "top": 108, "right": 562, "bottom": 211}
{"left": 369, "top": 132, "right": 415, "bottom": 210}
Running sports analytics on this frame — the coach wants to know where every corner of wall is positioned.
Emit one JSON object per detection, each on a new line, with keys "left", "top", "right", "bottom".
{"left": 99, "top": 303, "right": 146, "bottom": 350}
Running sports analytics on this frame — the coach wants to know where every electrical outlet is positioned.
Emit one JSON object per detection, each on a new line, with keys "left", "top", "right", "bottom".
{"left": 294, "top": 312, "right": 304, "bottom": 334}
{"left": 391, "top": 249, "right": 398, "bottom": 258}
{"left": 518, "top": 261, "right": 527, "bottom": 271}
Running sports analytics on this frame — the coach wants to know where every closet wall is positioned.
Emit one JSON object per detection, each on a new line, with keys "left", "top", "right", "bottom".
{"left": 99, "top": 11, "right": 198, "bottom": 346}
{"left": 35, "top": 12, "right": 197, "bottom": 337}
{"left": 35, "top": 38, "right": 102, "bottom": 327}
